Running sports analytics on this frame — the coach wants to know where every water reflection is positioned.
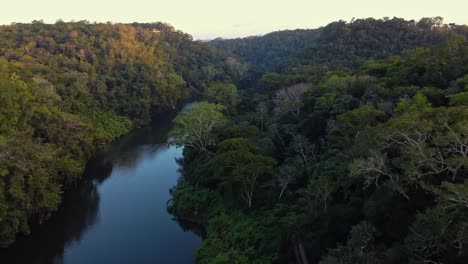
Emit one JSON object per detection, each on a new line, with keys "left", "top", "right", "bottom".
{"left": 93, "top": 113, "right": 176, "bottom": 181}
{"left": 0, "top": 176, "right": 100, "bottom": 263}
{"left": 0, "top": 107, "right": 200, "bottom": 264}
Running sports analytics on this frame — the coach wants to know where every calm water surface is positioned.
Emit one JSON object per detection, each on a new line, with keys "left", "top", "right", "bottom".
{"left": 0, "top": 112, "right": 200, "bottom": 263}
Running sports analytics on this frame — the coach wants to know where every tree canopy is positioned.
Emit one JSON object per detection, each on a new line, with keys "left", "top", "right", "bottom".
{"left": 170, "top": 17, "right": 468, "bottom": 264}
{"left": 0, "top": 21, "right": 238, "bottom": 247}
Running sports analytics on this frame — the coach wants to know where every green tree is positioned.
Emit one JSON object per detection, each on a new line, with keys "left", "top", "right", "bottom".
{"left": 405, "top": 204, "right": 467, "bottom": 264}
{"left": 277, "top": 161, "right": 302, "bottom": 200}
{"left": 320, "top": 222, "right": 382, "bottom": 264}
{"left": 170, "top": 102, "right": 227, "bottom": 151}
{"left": 299, "top": 176, "right": 338, "bottom": 213}
{"left": 448, "top": 92, "right": 468, "bottom": 106}
{"left": 209, "top": 138, "right": 276, "bottom": 208}
{"left": 395, "top": 93, "right": 431, "bottom": 115}
{"left": 204, "top": 82, "right": 240, "bottom": 108}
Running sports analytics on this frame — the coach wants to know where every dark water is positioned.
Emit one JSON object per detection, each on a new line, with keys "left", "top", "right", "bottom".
{"left": 0, "top": 112, "right": 201, "bottom": 263}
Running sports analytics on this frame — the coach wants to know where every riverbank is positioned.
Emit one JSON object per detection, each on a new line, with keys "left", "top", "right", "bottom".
{"left": 1, "top": 112, "right": 201, "bottom": 263}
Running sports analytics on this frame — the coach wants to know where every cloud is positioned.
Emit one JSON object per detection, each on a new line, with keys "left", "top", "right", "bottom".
{"left": 232, "top": 23, "right": 252, "bottom": 28}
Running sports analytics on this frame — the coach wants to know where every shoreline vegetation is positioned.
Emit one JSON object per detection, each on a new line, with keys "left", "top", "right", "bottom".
{"left": 168, "top": 17, "right": 468, "bottom": 263}
{"left": 0, "top": 21, "right": 241, "bottom": 247}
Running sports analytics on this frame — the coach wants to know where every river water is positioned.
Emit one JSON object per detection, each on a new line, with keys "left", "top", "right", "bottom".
{"left": 0, "top": 112, "right": 201, "bottom": 263}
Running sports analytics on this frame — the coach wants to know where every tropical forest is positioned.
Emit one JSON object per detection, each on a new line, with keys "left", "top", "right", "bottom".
{"left": 0, "top": 13, "right": 467, "bottom": 264}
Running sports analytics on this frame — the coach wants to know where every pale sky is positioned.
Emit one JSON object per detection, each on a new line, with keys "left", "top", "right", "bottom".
{"left": 2, "top": 0, "right": 467, "bottom": 39}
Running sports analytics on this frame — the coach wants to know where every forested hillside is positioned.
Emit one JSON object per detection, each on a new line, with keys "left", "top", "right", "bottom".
{"left": 169, "top": 17, "right": 468, "bottom": 263}
{"left": 1, "top": 16, "right": 467, "bottom": 264}
{"left": 210, "top": 29, "right": 318, "bottom": 71}
{"left": 0, "top": 21, "right": 244, "bottom": 247}
{"left": 211, "top": 17, "right": 468, "bottom": 73}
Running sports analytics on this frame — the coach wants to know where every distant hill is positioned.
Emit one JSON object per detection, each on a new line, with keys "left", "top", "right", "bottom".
{"left": 210, "top": 17, "right": 468, "bottom": 72}
{"left": 209, "top": 29, "right": 319, "bottom": 70}
{"left": 292, "top": 17, "right": 468, "bottom": 71}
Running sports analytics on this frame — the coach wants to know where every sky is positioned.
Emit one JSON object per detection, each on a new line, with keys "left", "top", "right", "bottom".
{"left": 1, "top": 0, "right": 467, "bottom": 40}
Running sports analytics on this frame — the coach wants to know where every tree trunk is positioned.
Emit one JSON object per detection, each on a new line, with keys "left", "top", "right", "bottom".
{"left": 279, "top": 183, "right": 288, "bottom": 200}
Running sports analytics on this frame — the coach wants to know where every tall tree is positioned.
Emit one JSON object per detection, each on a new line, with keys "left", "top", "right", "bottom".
{"left": 274, "top": 83, "right": 311, "bottom": 119}
{"left": 170, "top": 102, "right": 227, "bottom": 151}
{"left": 203, "top": 82, "right": 240, "bottom": 108}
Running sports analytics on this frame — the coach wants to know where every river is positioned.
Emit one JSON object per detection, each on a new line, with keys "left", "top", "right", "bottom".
{"left": 0, "top": 111, "right": 201, "bottom": 263}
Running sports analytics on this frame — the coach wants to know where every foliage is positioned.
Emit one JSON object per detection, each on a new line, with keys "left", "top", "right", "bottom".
{"left": 273, "top": 83, "right": 311, "bottom": 119}
{"left": 203, "top": 82, "right": 240, "bottom": 108}
{"left": 2, "top": 16, "right": 467, "bottom": 263}
{"left": 210, "top": 29, "right": 319, "bottom": 71}
{"left": 0, "top": 21, "right": 236, "bottom": 247}
{"left": 169, "top": 19, "right": 468, "bottom": 264}
{"left": 170, "top": 102, "right": 227, "bottom": 151}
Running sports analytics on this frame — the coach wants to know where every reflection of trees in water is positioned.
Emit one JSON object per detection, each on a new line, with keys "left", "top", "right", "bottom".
{"left": 0, "top": 123, "right": 167, "bottom": 263}
{"left": 92, "top": 115, "right": 175, "bottom": 182}
{"left": 0, "top": 177, "right": 101, "bottom": 264}
{"left": 174, "top": 219, "right": 206, "bottom": 239}
{"left": 0, "top": 105, "right": 188, "bottom": 263}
